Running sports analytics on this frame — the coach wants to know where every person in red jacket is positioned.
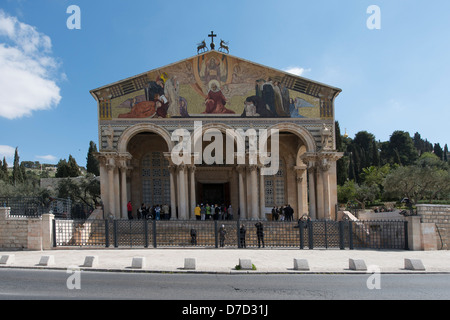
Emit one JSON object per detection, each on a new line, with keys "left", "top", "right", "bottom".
{"left": 127, "top": 201, "right": 133, "bottom": 220}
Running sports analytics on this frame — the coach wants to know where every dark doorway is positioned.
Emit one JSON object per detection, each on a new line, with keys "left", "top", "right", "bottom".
{"left": 198, "top": 183, "right": 230, "bottom": 205}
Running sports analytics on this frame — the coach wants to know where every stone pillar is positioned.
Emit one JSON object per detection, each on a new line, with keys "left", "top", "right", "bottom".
{"left": 316, "top": 169, "right": 324, "bottom": 220}
{"left": 259, "top": 166, "right": 265, "bottom": 220}
{"left": 41, "top": 213, "right": 55, "bottom": 250}
{"left": 106, "top": 157, "right": 116, "bottom": 217}
{"left": 169, "top": 165, "right": 177, "bottom": 220}
{"left": 189, "top": 165, "right": 196, "bottom": 219}
{"left": 178, "top": 164, "right": 187, "bottom": 220}
{"left": 113, "top": 167, "right": 120, "bottom": 219}
{"left": 320, "top": 158, "right": 331, "bottom": 220}
{"left": 249, "top": 164, "right": 259, "bottom": 220}
{"left": 237, "top": 165, "right": 246, "bottom": 220}
{"left": 120, "top": 167, "right": 128, "bottom": 219}
{"left": 295, "top": 167, "right": 307, "bottom": 219}
{"left": 307, "top": 165, "right": 316, "bottom": 219}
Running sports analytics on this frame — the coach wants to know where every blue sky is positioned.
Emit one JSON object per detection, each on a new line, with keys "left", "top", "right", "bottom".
{"left": 0, "top": 0, "right": 449, "bottom": 167}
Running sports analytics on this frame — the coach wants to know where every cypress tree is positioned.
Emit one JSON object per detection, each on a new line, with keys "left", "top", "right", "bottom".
{"left": 12, "top": 147, "right": 23, "bottom": 186}
{"left": 86, "top": 141, "right": 100, "bottom": 176}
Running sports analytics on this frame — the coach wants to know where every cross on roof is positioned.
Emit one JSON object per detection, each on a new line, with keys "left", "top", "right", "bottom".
{"left": 208, "top": 31, "right": 217, "bottom": 50}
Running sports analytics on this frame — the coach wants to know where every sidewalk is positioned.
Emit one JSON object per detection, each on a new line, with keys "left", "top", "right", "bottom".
{"left": 0, "top": 248, "right": 449, "bottom": 274}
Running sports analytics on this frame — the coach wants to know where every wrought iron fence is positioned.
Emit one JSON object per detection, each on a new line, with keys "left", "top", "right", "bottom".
{"left": 0, "top": 196, "right": 72, "bottom": 218}
{"left": 53, "top": 219, "right": 408, "bottom": 250}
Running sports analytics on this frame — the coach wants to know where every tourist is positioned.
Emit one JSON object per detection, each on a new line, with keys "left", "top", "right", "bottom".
{"left": 155, "top": 205, "right": 161, "bottom": 220}
{"left": 206, "top": 203, "right": 211, "bottom": 219}
{"left": 127, "top": 201, "right": 133, "bottom": 220}
{"left": 162, "top": 203, "right": 169, "bottom": 220}
{"left": 200, "top": 204, "right": 206, "bottom": 220}
{"left": 139, "top": 203, "right": 146, "bottom": 219}
{"left": 190, "top": 228, "right": 197, "bottom": 245}
{"left": 227, "top": 205, "right": 233, "bottom": 220}
{"left": 239, "top": 224, "right": 246, "bottom": 248}
{"left": 219, "top": 224, "right": 227, "bottom": 247}
{"left": 195, "top": 204, "right": 201, "bottom": 220}
{"left": 214, "top": 204, "right": 220, "bottom": 220}
{"left": 255, "top": 221, "right": 265, "bottom": 248}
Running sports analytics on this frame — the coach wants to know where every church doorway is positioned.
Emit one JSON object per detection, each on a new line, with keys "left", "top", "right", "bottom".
{"left": 197, "top": 182, "right": 230, "bottom": 206}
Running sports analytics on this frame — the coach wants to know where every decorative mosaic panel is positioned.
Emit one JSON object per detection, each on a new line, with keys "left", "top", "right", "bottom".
{"left": 93, "top": 51, "right": 339, "bottom": 120}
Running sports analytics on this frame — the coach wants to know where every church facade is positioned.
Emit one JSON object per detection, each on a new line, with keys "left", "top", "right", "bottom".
{"left": 90, "top": 49, "right": 343, "bottom": 221}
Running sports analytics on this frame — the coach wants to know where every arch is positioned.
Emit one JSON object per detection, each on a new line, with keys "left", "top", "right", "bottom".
{"left": 117, "top": 123, "right": 173, "bottom": 153}
{"left": 266, "top": 122, "right": 317, "bottom": 153}
{"left": 191, "top": 122, "right": 246, "bottom": 160}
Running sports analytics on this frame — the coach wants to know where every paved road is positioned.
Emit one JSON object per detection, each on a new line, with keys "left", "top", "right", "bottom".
{"left": 1, "top": 269, "right": 449, "bottom": 301}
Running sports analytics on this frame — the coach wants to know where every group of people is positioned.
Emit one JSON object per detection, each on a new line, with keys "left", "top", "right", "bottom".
{"left": 126, "top": 201, "right": 171, "bottom": 220}
{"left": 217, "top": 222, "right": 265, "bottom": 248}
{"left": 194, "top": 203, "right": 233, "bottom": 221}
{"left": 271, "top": 204, "right": 294, "bottom": 221}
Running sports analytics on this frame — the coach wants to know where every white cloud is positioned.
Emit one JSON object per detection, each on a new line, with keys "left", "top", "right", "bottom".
{"left": 0, "top": 145, "right": 15, "bottom": 164}
{"left": 35, "top": 154, "right": 58, "bottom": 163}
{"left": 0, "top": 10, "right": 61, "bottom": 119}
{"left": 283, "top": 66, "right": 311, "bottom": 77}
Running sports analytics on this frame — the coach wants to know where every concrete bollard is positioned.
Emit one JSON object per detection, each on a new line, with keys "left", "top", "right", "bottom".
{"left": 239, "top": 258, "right": 252, "bottom": 270}
{"left": 131, "top": 257, "right": 146, "bottom": 269}
{"left": 184, "top": 258, "right": 196, "bottom": 270}
{"left": 404, "top": 258, "right": 425, "bottom": 271}
{"left": 293, "top": 258, "right": 310, "bottom": 271}
{"left": 349, "top": 258, "right": 367, "bottom": 271}
{"left": 38, "top": 255, "right": 55, "bottom": 266}
{"left": 0, "top": 254, "right": 15, "bottom": 265}
{"left": 83, "top": 256, "right": 99, "bottom": 268}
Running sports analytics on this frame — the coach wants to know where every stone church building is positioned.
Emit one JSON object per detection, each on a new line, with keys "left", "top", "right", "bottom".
{"left": 90, "top": 47, "right": 343, "bottom": 221}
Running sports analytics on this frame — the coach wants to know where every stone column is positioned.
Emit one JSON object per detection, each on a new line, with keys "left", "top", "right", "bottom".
{"left": 259, "top": 166, "right": 265, "bottom": 220}
{"left": 307, "top": 165, "right": 316, "bottom": 219}
{"left": 189, "top": 165, "right": 196, "bottom": 219}
{"left": 237, "top": 165, "right": 246, "bottom": 220}
{"left": 249, "top": 164, "right": 259, "bottom": 220}
{"left": 321, "top": 159, "right": 331, "bottom": 220}
{"left": 295, "top": 167, "right": 307, "bottom": 219}
{"left": 169, "top": 165, "right": 177, "bottom": 220}
{"left": 106, "top": 157, "right": 116, "bottom": 217}
{"left": 177, "top": 164, "right": 187, "bottom": 220}
{"left": 113, "top": 167, "right": 120, "bottom": 219}
{"left": 120, "top": 166, "right": 128, "bottom": 219}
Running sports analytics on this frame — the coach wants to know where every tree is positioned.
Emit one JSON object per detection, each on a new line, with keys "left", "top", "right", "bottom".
{"left": 444, "top": 144, "right": 449, "bottom": 162}
{"left": 383, "top": 131, "right": 418, "bottom": 166}
{"left": 12, "top": 147, "right": 23, "bottom": 186}
{"left": 434, "top": 143, "right": 443, "bottom": 160}
{"left": 56, "top": 155, "right": 80, "bottom": 178}
{"left": 67, "top": 155, "right": 80, "bottom": 177}
{"left": 86, "top": 141, "right": 100, "bottom": 176}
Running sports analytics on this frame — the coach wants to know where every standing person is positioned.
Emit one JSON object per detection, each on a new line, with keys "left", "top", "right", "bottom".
{"left": 162, "top": 203, "right": 169, "bottom": 220}
{"left": 255, "top": 222, "right": 265, "bottom": 248}
{"left": 195, "top": 204, "right": 201, "bottom": 220}
{"left": 239, "top": 224, "right": 246, "bottom": 248}
{"left": 190, "top": 228, "right": 197, "bottom": 245}
{"left": 155, "top": 205, "right": 161, "bottom": 220}
{"left": 127, "top": 201, "right": 133, "bottom": 220}
{"left": 219, "top": 224, "right": 227, "bottom": 247}
{"left": 206, "top": 203, "right": 211, "bottom": 220}
{"left": 227, "top": 205, "right": 233, "bottom": 220}
{"left": 139, "top": 203, "right": 146, "bottom": 220}
{"left": 200, "top": 204, "right": 206, "bottom": 221}
{"left": 214, "top": 204, "right": 220, "bottom": 220}
{"left": 271, "top": 207, "right": 278, "bottom": 221}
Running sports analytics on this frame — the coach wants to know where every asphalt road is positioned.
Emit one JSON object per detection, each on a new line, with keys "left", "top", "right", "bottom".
{"left": 0, "top": 269, "right": 449, "bottom": 302}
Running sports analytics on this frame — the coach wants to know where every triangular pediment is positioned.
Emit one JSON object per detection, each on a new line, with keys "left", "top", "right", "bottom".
{"left": 91, "top": 51, "right": 341, "bottom": 120}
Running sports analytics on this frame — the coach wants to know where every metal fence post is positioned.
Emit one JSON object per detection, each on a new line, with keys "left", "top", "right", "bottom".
{"left": 404, "top": 221, "right": 409, "bottom": 250}
{"left": 308, "top": 220, "right": 314, "bottom": 249}
{"left": 105, "top": 219, "right": 110, "bottom": 248}
{"left": 113, "top": 220, "right": 118, "bottom": 248}
{"left": 299, "top": 220, "right": 304, "bottom": 249}
{"left": 152, "top": 220, "right": 157, "bottom": 248}
{"left": 237, "top": 220, "right": 241, "bottom": 248}
{"left": 52, "top": 219, "right": 57, "bottom": 247}
{"left": 144, "top": 220, "right": 149, "bottom": 248}
{"left": 214, "top": 221, "right": 218, "bottom": 248}
{"left": 348, "top": 221, "right": 354, "bottom": 250}
{"left": 339, "top": 221, "right": 344, "bottom": 250}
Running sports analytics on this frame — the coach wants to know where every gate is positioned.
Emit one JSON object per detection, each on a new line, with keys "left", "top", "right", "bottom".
{"left": 53, "top": 219, "right": 408, "bottom": 250}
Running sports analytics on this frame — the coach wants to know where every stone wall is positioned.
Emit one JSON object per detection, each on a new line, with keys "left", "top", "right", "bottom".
{"left": 417, "top": 204, "right": 450, "bottom": 250}
{"left": 0, "top": 208, "right": 53, "bottom": 251}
